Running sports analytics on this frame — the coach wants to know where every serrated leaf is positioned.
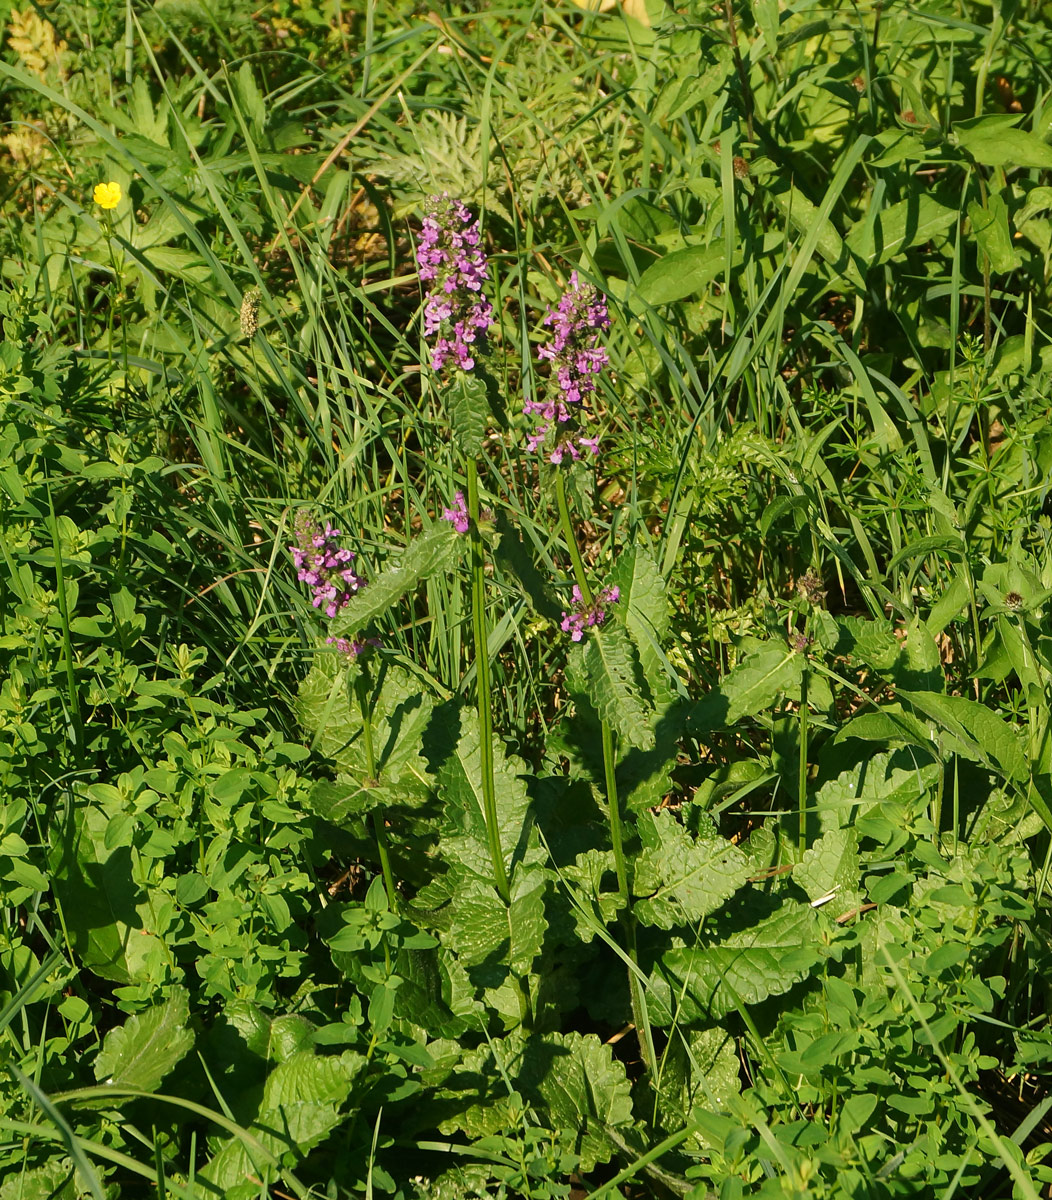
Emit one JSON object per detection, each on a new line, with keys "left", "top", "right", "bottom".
{"left": 519, "top": 1033, "right": 633, "bottom": 1172}
{"left": 200, "top": 1050, "right": 364, "bottom": 1191}
{"left": 447, "top": 876, "right": 547, "bottom": 975}
{"left": 296, "top": 660, "right": 434, "bottom": 813}
{"left": 329, "top": 524, "right": 460, "bottom": 637}
{"left": 560, "top": 849, "right": 625, "bottom": 942}
{"left": 655, "top": 899, "right": 823, "bottom": 1020}
{"left": 582, "top": 625, "right": 655, "bottom": 749}
{"left": 634, "top": 812, "right": 749, "bottom": 929}
{"left": 794, "top": 828, "right": 860, "bottom": 905}
{"left": 438, "top": 709, "right": 540, "bottom": 881}
{"left": 609, "top": 543, "right": 676, "bottom": 704}
{"left": 444, "top": 370, "right": 490, "bottom": 450}
{"left": 689, "top": 643, "right": 803, "bottom": 733}
{"left": 94, "top": 990, "right": 194, "bottom": 1092}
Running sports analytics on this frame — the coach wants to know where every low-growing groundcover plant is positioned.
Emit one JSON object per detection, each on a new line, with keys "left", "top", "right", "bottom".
{"left": 2, "top": 0, "right": 1052, "bottom": 1197}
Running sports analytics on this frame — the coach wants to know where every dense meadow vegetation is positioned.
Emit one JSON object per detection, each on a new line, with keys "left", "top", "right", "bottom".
{"left": 3, "top": 0, "right": 1052, "bottom": 1195}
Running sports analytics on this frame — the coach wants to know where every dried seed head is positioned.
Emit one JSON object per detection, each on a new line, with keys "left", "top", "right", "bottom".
{"left": 797, "top": 571, "right": 825, "bottom": 606}
{"left": 240, "top": 288, "right": 261, "bottom": 337}
{"left": 852, "top": 75, "right": 865, "bottom": 92}
{"left": 732, "top": 156, "right": 749, "bottom": 179}
{"left": 1004, "top": 591, "right": 1024, "bottom": 611}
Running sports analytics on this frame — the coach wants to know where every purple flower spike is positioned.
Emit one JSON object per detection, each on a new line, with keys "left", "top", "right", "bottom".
{"left": 441, "top": 491, "right": 470, "bottom": 534}
{"left": 416, "top": 195, "right": 493, "bottom": 374}
{"left": 527, "top": 270, "right": 610, "bottom": 465}
{"left": 560, "top": 583, "right": 620, "bottom": 641}
{"left": 290, "top": 510, "right": 365, "bottom": 619}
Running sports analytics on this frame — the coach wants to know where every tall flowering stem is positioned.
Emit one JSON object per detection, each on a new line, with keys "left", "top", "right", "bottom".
{"left": 417, "top": 197, "right": 510, "bottom": 909}
{"left": 291, "top": 512, "right": 397, "bottom": 906}
{"left": 544, "top": 282, "right": 655, "bottom": 1072}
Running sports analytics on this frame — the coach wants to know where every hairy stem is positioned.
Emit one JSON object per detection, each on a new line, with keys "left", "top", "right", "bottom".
{"left": 356, "top": 666, "right": 398, "bottom": 910}
{"left": 554, "top": 471, "right": 654, "bottom": 1071}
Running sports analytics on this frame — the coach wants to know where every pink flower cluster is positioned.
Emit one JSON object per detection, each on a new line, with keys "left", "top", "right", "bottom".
{"left": 327, "top": 636, "right": 381, "bottom": 659}
{"left": 290, "top": 513, "right": 365, "bottom": 619}
{"left": 441, "top": 491, "right": 469, "bottom": 533}
{"left": 560, "top": 584, "right": 620, "bottom": 641}
{"left": 526, "top": 271, "right": 610, "bottom": 464}
{"left": 417, "top": 194, "right": 493, "bottom": 373}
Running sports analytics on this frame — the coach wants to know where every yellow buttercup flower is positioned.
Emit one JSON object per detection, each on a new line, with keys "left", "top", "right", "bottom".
{"left": 93, "top": 181, "right": 121, "bottom": 210}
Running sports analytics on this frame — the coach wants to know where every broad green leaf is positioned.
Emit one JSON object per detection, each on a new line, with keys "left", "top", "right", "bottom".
{"left": 94, "top": 990, "right": 194, "bottom": 1092}
{"left": 768, "top": 184, "right": 864, "bottom": 288}
{"left": 581, "top": 625, "right": 655, "bottom": 750}
{"left": 656, "top": 1026, "right": 740, "bottom": 1142}
{"left": 634, "top": 812, "right": 749, "bottom": 929}
{"left": 438, "top": 709, "right": 540, "bottom": 881}
{"left": 794, "top": 828, "right": 860, "bottom": 909}
{"left": 447, "top": 876, "right": 547, "bottom": 975}
{"left": 200, "top": 1050, "right": 363, "bottom": 1192}
{"left": 636, "top": 244, "right": 724, "bottom": 305}
{"left": 518, "top": 1032, "right": 633, "bottom": 1172}
{"left": 49, "top": 802, "right": 148, "bottom": 984}
{"left": 560, "top": 849, "right": 625, "bottom": 942}
{"left": 689, "top": 642, "right": 803, "bottom": 733}
{"left": 444, "top": 370, "right": 490, "bottom": 450}
{"left": 813, "top": 752, "right": 938, "bottom": 833}
{"left": 655, "top": 899, "right": 823, "bottom": 1020}
{"left": 296, "top": 660, "right": 434, "bottom": 814}
{"left": 899, "top": 690, "right": 1027, "bottom": 780}
{"left": 968, "top": 194, "right": 1020, "bottom": 274}
{"left": 955, "top": 115, "right": 1052, "bottom": 170}
{"left": 609, "top": 543, "right": 675, "bottom": 704}
{"left": 328, "top": 524, "right": 460, "bottom": 637}
{"left": 846, "top": 195, "right": 957, "bottom": 267}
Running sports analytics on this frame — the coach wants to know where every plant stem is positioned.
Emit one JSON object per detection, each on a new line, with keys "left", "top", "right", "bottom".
{"left": 554, "top": 472, "right": 654, "bottom": 1071}
{"left": 356, "top": 666, "right": 398, "bottom": 910}
{"left": 466, "top": 457, "right": 511, "bottom": 906}
{"left": 797, "top": 659, "right": 809, "bottom": 855}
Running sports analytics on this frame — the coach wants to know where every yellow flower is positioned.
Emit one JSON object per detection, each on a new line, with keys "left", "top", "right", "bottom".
{"left": 93, "top": 181, "right": 121, "bottom": 210}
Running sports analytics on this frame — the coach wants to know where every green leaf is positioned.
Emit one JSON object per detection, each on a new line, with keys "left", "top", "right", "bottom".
{"left": 655, "top": 899, "right": 823, "bottom": 1020}
{"left": 634, "top": 812, "right": 749, "bottom": 929}
{"left": 846, "top": 195, "right": 957, "bottom": 267}
{"left": 899, "top": 689, "right": 1027, "bottom": 781}
{"left": 968, "top": 193, "right": 1021, "bottom": 274}
{"left": 200, "top": 1050, "right": 364, "bottom": 1192}
{"left": 768, "top": 184, "right": 864, "bottom": 288}
{"left": 94, "top": 990, "right": 194, "bottom": 1092}
{"left": 328, "top": 524, "right": 460, "bottom": 637}
{"left": 794, "top": 828, "right": 860, "bottom": 908}
{"left": 955, "top": 115, "right": 1052, "bottom": 170}
{"left": 444, "top": 370, "right": 490, "bottom": 451}
{"left": 492, "top": 511, "right": 562, "bottom": 621}
{"left": 438, "top": 709, "right": 540, "bottom": 881}
{"left": 296, "top": 661, "right": 434, "bottom": 814}
{"left": 447, "top": 876, "right": 548, "bottom": 975}
{"left": 519, "top": 1033, "right": 634, "bottom": 1172}
{"left": 581, "top": 625, "right": 655, "bottom": 750}
{"left": 689, "top": 642, "right": 803, "bottom": 733}
{"left": 49, "top": 802, "right": 145, "bottom": 984}
{"left": 636, "top": 244, "right": 725, "bottom": 305}
{"left": 609, "top": 543, "right": 676, "bottom": 704}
